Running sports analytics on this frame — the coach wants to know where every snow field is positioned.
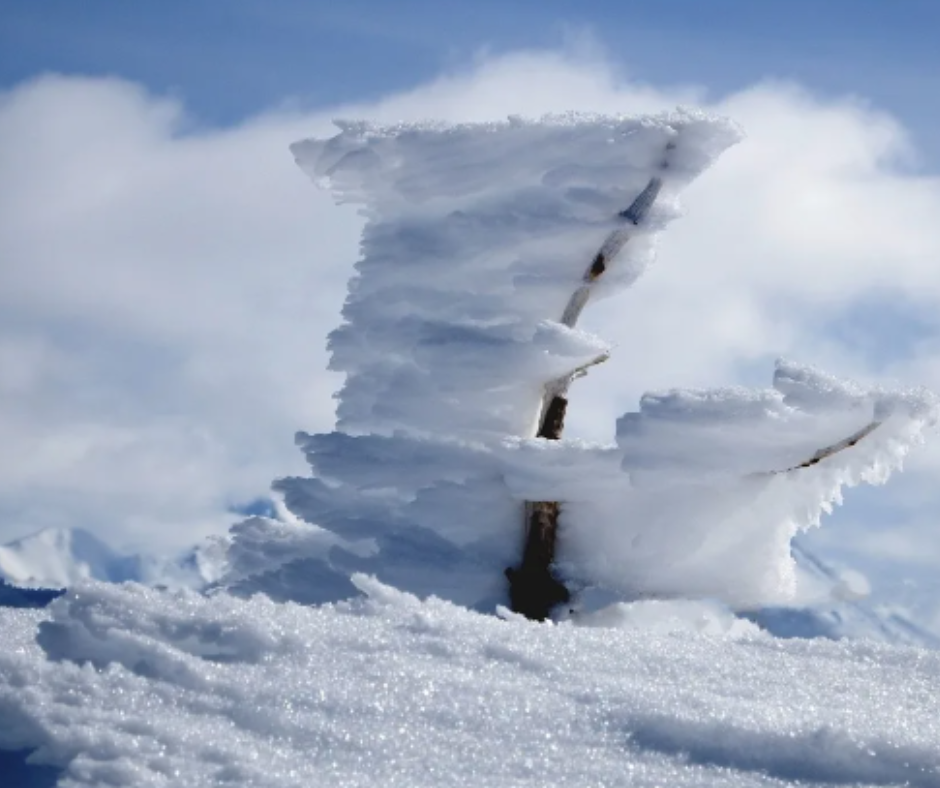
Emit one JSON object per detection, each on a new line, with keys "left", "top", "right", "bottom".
{"left": 0, "top": 577, "right": 938, "bottom": 787}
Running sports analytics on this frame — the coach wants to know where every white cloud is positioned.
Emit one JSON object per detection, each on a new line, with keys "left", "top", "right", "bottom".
{"left": 2, "top": 52, "right": 940, "bottom": 568}
{"left": 0, "top": 75, "right": 356, "bottom": 551}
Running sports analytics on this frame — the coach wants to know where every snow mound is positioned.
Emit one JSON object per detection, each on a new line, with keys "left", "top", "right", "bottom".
{"left": 1, "top": 578, "right": 938, "bottom": 787}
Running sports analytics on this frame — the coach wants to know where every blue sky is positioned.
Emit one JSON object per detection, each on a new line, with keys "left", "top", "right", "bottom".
{"left": 3, "top": 0, "right": 940, "bottom": 164}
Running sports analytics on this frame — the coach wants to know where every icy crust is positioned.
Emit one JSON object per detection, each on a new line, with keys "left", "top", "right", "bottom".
{"left": 292, "top": 111, "right": 741, "bottom": 439}
{"left": 1, "top": 578, "right": 939, "bottom": 788}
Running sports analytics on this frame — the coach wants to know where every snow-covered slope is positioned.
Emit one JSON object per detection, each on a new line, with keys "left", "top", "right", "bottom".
{"left": 4, "top": 521, "right": 933, "bottom": 648}
{"left": 745, "top": 541, "right": 940, "bottom": 648}
{"left": 0, "top": 527, "right": 141, "bottom": 588}
{"left": 0, "top": 527, "right": 221, "bottom": 591}
{"left": 0, "top": 577, "right": 938, "bottom": 787}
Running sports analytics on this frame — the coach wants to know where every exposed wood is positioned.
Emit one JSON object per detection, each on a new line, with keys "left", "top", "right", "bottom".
{"left": 537, "top": 395, "right": 569, "bottom": 440}
{"left": 507, "top": 157, "right": 674, "bottom": 620}
{"left": 506, "top": 501, "right": 570, "bottom": 620}
{"left": 537, "top": 352, "right": 609, "bottom": 437}
{"left": 761, "top": 421, "right": 883, "bottom": 476}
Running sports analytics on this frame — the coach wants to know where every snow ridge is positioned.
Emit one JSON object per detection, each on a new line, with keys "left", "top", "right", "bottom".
{"left": 0, "top": 527, "right": 140, "bottom": 588}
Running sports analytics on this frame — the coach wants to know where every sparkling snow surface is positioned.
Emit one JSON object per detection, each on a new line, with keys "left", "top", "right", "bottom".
{"left": 1, "top": 577, "right": 939, "bottom": 787}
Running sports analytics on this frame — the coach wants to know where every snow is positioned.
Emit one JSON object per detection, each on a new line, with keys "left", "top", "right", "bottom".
{"left": 0, "top": 527, "right": 220, "bottom": 591}
{"left": 556, "top": 358, "right": 938, "bottom": 606}
{"left": 245, "top": 113, "right": 939, "bottom": 614}
{"left": 1, "top": 576, "right": 939, "bottom": 787}
{"left": 0, "top": 527, "right": 140, "bottom": 588}
{"left": 291, "top": 112, "right": 740, "bottom": 442}
{"left": 2, "top": 111, "right": 939, "bottom": 785}
{"left": 746, "top": 540, "right": 940, "bottom": 648}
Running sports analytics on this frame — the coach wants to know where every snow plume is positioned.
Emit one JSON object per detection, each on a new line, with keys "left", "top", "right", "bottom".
{"left": 222, "top": 112, "right": 938, "bottom": 613}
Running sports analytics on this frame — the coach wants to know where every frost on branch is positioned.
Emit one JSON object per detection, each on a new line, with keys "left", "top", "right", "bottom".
{"left": 219, "top": 113, "right": 937, "bottom": 617}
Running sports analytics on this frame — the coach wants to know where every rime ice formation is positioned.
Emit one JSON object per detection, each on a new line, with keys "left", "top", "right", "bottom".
{"left": 211, "top": 112, "right": 940, "bottom": 614}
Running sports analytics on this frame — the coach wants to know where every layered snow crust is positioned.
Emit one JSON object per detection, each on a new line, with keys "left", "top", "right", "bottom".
{"left": 1, "top": 577, "right": 939, "bottom": 787}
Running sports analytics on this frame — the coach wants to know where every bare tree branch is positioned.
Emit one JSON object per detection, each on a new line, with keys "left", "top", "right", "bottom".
{"left": 508, "top": 158, "right": 673, "bottom": 619}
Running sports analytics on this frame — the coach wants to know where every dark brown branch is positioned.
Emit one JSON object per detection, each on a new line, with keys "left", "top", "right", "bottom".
{"left": 506, "top": 396, "right": 571, "bottom": 620}
{"left": 507, "top": 159, "right": 674, "bottom": 620}
{"left": 761, "top": 421, "right": 883, "bottom": 476}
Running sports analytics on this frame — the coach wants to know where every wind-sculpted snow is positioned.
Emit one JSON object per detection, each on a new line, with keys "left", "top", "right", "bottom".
{"left": 1, "top": 579, "right": 939, "bottom": 787}
{"left": 292, "top": 113, "right": 740, "bottom": 440}
{"left": 243, "top": 113, "right": 940, "bottom": 613}
{"left": 552, "top": 359, "right": 939, "bottom": 606}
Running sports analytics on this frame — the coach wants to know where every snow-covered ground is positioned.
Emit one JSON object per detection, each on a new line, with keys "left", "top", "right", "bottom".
{"left": 2, "top": 576, "right": 939, "bottom": 788}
